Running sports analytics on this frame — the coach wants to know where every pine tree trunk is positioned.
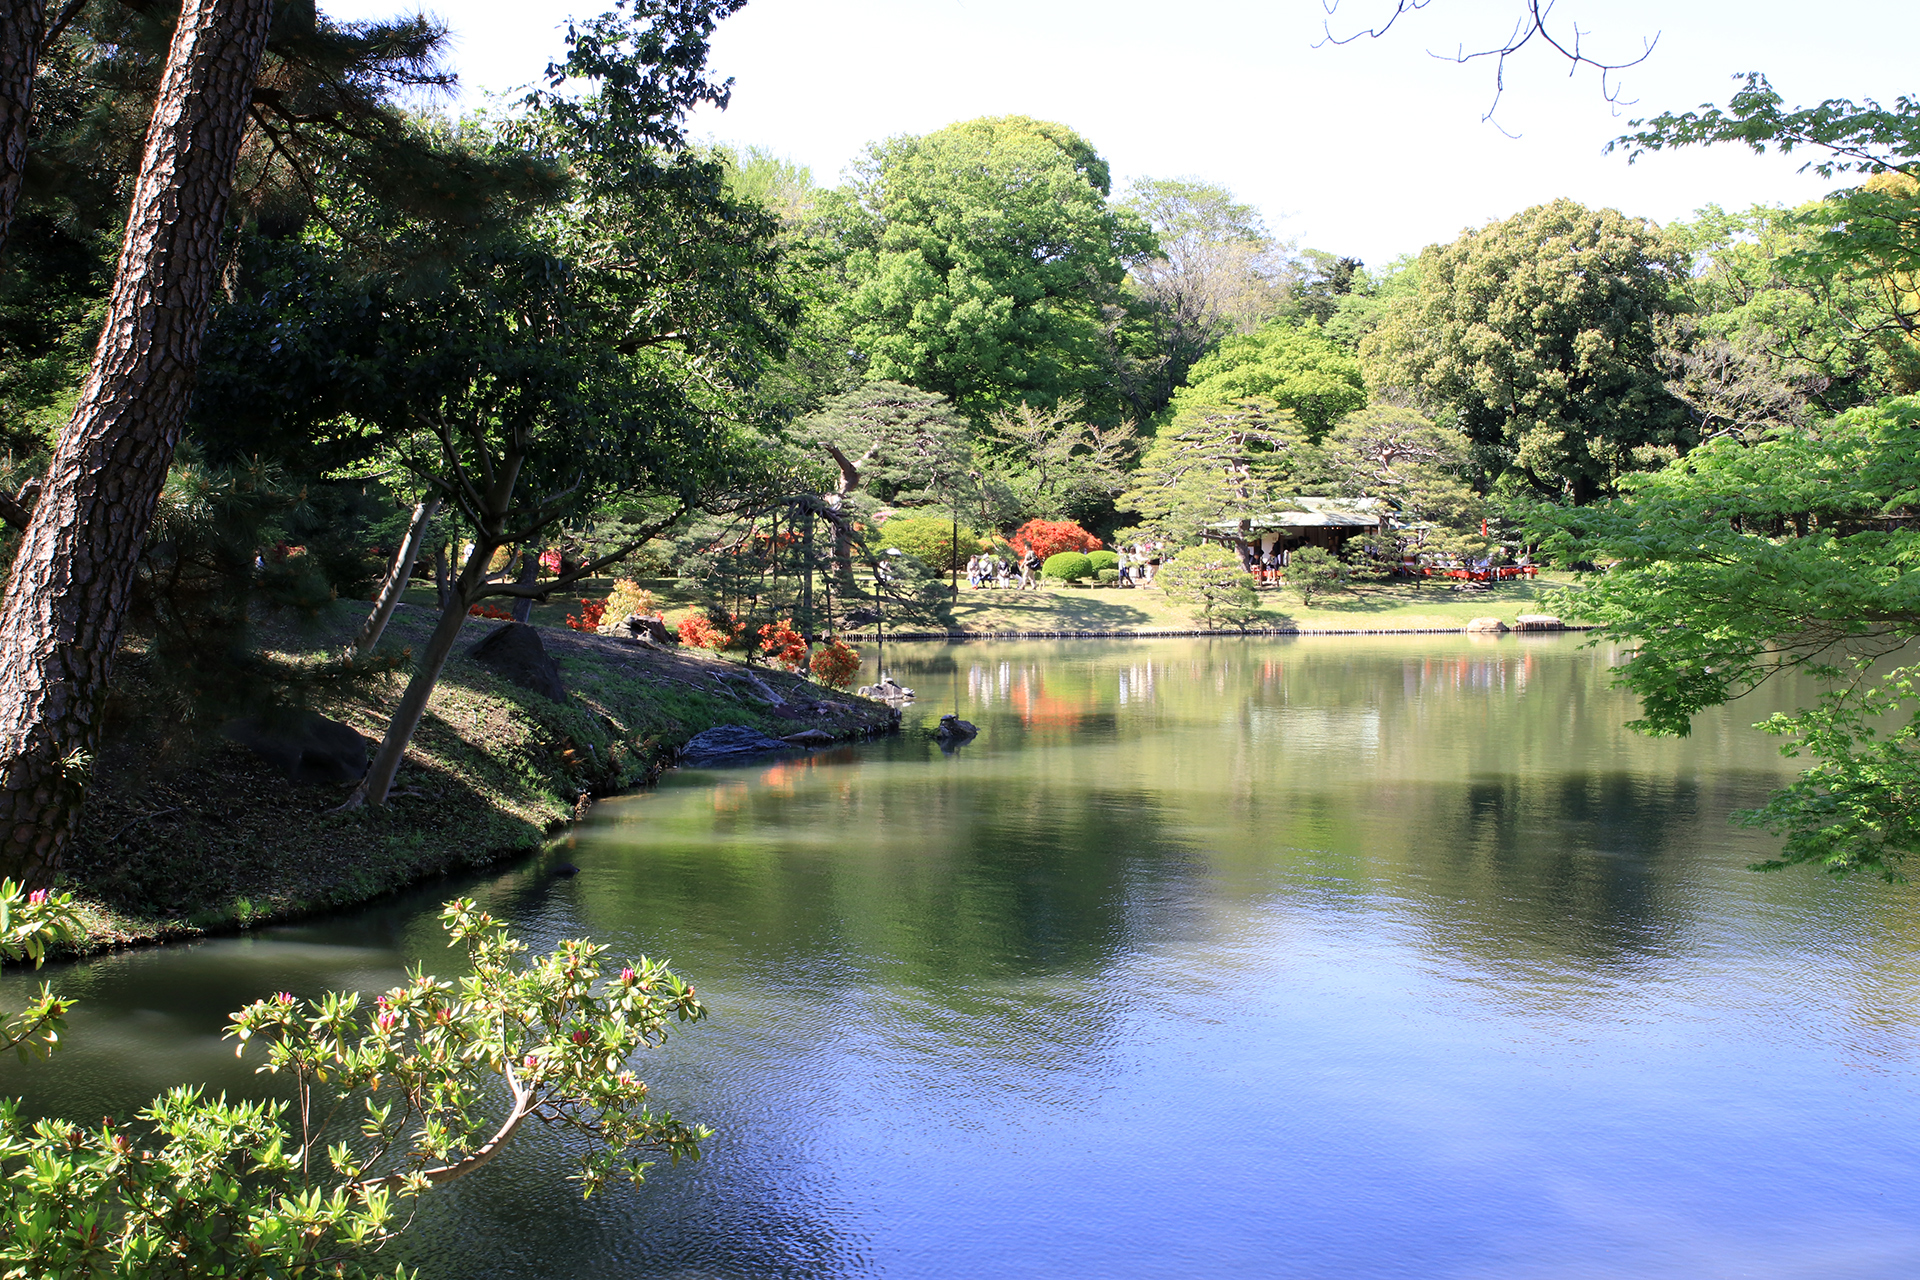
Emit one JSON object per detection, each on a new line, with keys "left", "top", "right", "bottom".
{"left": 352, "top": 496, "right": 439, "bottom": 656}
{"left": 343, "top": 536, "right": 497, "bottom": 808}
{"left": 0, "top": 0, "right": 273, "bottom": 885}
{"left": 0, "top": 0, "right": 49, "bottom": 254}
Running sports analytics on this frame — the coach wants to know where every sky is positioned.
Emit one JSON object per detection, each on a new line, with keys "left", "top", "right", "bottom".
{"left": 326, "top": 0, "right": 1917, "bottom": 266}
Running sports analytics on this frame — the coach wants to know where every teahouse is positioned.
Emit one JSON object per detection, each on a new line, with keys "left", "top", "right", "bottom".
{"left": 1202, "top": 496, "right": 1386, "bottom": 565}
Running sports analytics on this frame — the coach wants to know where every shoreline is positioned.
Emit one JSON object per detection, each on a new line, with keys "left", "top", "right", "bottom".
{"left": 848, "top": 624, "right": 1596, "bottom": 640}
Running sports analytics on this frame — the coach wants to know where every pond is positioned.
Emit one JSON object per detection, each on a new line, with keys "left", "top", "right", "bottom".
{"left": 9, "top": 635, "right": 1920, "bottom": 1279}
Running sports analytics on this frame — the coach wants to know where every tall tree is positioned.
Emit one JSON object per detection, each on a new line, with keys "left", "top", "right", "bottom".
{"left": 1363, "top": 198, "right": 1693, "bottom": 504}
{"left": 0, "top": 0, "right": 273, "bottom": 884}
{"left": 1118, "top": 398, "right": 1313, "bottom": 547}
{"left": 813, "top": 116, "right": 1153, "bottom": 422}
{"left": 1116, "top": 177, "right": 1289, "bottom": 416}
{"left": 1166, "top": 319, "right": 1367, "bottom": 438}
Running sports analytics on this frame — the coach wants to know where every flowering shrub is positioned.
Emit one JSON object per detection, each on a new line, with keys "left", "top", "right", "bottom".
{"left": 1010, "top": 519, "right": 1102, "bottom": 562}
{"left": 676, "top": 612, "right": 744, "bottom": 650}
{"left": 757, "top": 618, "right": 810, "bottom": 672}
{"left": 599, "top": 580, "right": 658, "bottom": 633}
{"left": 0, "top": 886, "right": 708, "bottom": 1278}
{"left": 809, "top": 638, "right": 861, "bottom": 690}
{"left": 566, "top": 598, "right": 608, "bottom": 631}
{"left": 539, "top": 548, "right": 563, "bottom": 574}
{"left": 468, "top": 602, "right": 513, "bottom": 620}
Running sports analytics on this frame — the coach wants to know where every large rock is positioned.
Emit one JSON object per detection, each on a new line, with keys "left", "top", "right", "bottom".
{"left": 224, "top": 711, "right": 371, "bottom": 785}
{"left": 468, "top": 621, "right": 566, "bottom": 702}
{"left": 1513, "top": 614, "right": 1564, "bottom": 631}
{"left": 1464, "top": 617, "right": 1509, "bottom": 633}
{"left": 781, "top": 729, "right": 837, "bottom": 747}
{"left": 679, "top": 725, "right": 800, "bottom": 768}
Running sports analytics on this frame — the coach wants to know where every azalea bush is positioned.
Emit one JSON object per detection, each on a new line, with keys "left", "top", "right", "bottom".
{"left": 757, "top": 618, "right": 810, "bottom": 672}
{"left": 566, "top": 598, "right": 609, "bottom": 631}
{"left": 0, "top": 885, "right": 708, "bottom": 1278}
{"left": 676, "top": 612, "right": 744, "bottom": 650}
{"left": 467, "top": 603, "right": 513, "bottom": 620}
{"left": 809, "top": 638, "right": 861, "bottom": 690}
{"left": 1010, "top": 519, "right": 1102, "bottom": 562}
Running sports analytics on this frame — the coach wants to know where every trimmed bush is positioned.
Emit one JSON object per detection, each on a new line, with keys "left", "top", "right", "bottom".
{"left": 875, "top": 515, "right": 977, "bottom": 572}
{"left": 1096, "top": 567, "right": 1119, "bottom": 585}
{"left": 1042, "top": 551, "right": 1094, "bottom": 581}
{"left": 1087, "top": 550, "right": 1118, "bottom": 573}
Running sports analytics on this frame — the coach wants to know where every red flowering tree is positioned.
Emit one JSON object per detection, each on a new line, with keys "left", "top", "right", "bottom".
{"left": 757, "top": 618, "right": 809, "bottom": 672}
{"left": 1010, "top": 519, "right": 1102, "bottom": 561}
{"left": 809, "top": 638, "right": 861, "bottom": 690}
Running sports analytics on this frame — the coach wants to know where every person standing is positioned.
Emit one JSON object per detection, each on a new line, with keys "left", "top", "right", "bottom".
{"left": 1019, "top": 546, "right": 1037, "bottom": 590}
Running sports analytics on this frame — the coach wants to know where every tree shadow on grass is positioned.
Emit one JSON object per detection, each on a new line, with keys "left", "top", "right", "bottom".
{"left": 942, "top": 588, "right": 1159, "bottom": 630}
{"left": 1288, "top": 580, "right": 1559, "bottom": 616}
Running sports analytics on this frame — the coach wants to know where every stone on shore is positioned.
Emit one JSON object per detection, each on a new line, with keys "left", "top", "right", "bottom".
{"left": 468, "top": 622, "right": 567, "bottom": 702}
{"left": 679, "top": 725, "right": 800, "bottom": 767}
{"left": 782, "top": 728, "right": 837, "bottom": 747}
{"left": 1465, "top": 617, "right": 1509, "bottom": 633}
{"left": 1513, "top": 614, "right": 1564, "bottom": 631}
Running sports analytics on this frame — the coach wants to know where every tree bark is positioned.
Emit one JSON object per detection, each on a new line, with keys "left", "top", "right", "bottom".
{"left": 352, "top": 496, "right": 439, "bottom": 656}
{"left": 0, "top": 0, "right": 273, "bottom": 884}
{"left": 342, "top": 534, "right": 497, "bottom": 808}
{"left": 0, "top": 0, "right": 49, "bottom": 255}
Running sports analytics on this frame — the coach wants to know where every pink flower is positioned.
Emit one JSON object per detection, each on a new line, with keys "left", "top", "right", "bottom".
{"left": 375, "top": 1012, "right": 398, "bottom": 1031}
{"left": 26, "top": 889, "right": 47, "bottom": 905}
{"left": 571, "top": 1029, "right": 591, "bottom": 1046}
{"left": 524, "top": 1054, "right": 539, "bottom": 1073}
{"left": 620, "top": 968, "right": 636, "bottom": 985}
{"left": 275, "top": 992, "right": 295, "bottom": 1006}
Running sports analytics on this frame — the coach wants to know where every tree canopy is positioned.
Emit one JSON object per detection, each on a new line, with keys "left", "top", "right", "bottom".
{"left": 812, "top": 115, "right": 1152, "bottom": 422}
{"left": 1166, "top": 320, "right": 1366, "bottom": 438}
{"left": 1363, "top": 198, "right": 1693, "bottom": 504}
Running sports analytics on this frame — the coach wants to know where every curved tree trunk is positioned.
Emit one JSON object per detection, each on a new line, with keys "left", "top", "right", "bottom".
{"left": 0, "top": 0, "right": 273, "bottom": 884}
{"left": 508, "top": 546, "right": 539, "bottom": 623}
{"left": 352, "top": 496, "right": 439, "bottom": 656}
{"left": 0, "top": 0, "right": 50, "bottom": 255}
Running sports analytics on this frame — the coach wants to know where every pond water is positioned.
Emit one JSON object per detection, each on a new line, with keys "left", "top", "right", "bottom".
{"left": 8, "top": 635, "right": 1920, "bottom": 1279}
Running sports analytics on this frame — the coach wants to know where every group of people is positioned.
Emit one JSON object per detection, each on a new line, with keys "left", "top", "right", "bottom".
{"left": 967, "top": 549, "right": 1038, "bottom": 590}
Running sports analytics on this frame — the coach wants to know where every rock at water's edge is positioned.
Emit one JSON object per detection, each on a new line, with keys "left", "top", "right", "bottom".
{"left": 935, "top": 714, "right": 979, "bottom": 742}
{"left": 1513, "top": 614, "right": 1564, "bottom": 631}
{"left": 781, "top": 729, "right": 837, "bottom": 747}
{"left": 680, "top": 725, "right": 800, "bottom": 767}
{"left": 468, "top": 622, "right": 567, "bottom": 702}
{"left": 1465, "top": 617, "right": 1509, "bottom": 633}
{"left": 224, "top": 711, "right": 371, "bottom": 785}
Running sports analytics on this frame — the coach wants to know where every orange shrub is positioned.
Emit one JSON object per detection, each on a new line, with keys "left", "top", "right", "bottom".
{"left": 757, "top": 618, "right": 810, "bottom": 672}
{"left": 809, "top": 638, "right": 861, "bottom": 690}
{"left": 1010, "top": 519, "right": 1102, "bottom": 561}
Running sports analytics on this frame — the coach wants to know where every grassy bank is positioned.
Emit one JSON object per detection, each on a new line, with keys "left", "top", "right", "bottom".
{"left": 62, "top": 605, "right": 892, "bottom": 949}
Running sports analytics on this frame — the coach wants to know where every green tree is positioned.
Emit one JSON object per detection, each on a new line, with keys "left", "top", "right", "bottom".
{"left": 1318, "top": 407, "right": 1487, "bottom": 559}
{"left": 1167, "top": 320, "right": 1366, "bottom": 438}
{"left": 1284, "top": 545, "right": 1344, "bottom": 607}
{"left": 975, "top": 397, "right": 1138, "bottom": 526}
{"left": 1363, "top": 198, "right": 1693, "bottom": 505}
{"left": 1116, "top": 176, "right": 1288, "bottom": 415}
{"left": 1156, "top": 544, "right": 1263, "bottom": 627}
{"left": 875, "top": 514, "right": 977, "bottom": 572}
{"left": 1120, "top": 398, "right": 1313, "bottom": 547}
{"left": 813, "top": 115, "right": 1153, "bottom": 421}
{"left": 1531, "top": 395, "right": 1920, "bottom": 879}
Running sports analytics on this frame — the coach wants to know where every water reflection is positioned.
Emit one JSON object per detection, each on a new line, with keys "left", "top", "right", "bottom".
{"left": 9, "top": 635, "right": 1920, "bottom": 1278}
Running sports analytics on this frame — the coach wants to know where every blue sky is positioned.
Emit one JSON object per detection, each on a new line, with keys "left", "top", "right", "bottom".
{"left": 330, "top": 0, "right": 1916, "bottom": 266}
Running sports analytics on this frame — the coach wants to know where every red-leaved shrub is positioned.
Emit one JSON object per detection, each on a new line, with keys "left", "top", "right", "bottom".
{"left": 565, "top": 598, "right": 608, "bottom": 631}
{"left": 809, "top": 638, "right": 861, "bottom": 690}
{"left": 1010, "top": 519, "right": 1102, "bottom": 562}
{"left": 757, "top": 618, "right": 810, "bottom": 672}
{"left": 468, "top": 603, "right": 512, "bottom": 620}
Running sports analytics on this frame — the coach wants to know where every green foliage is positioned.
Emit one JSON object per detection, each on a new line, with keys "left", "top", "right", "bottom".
{"left": 1042, "top": 552, "right": 1094, "bottom": 581}
{"left": 1157, "top": 545, "right": 1262, "bottom": 626}
{"left": 1285, "top": 546, "right": 1344, "bottom": 607}
{"left": 1318, "top": 407, "right": 1487, "bottom": 559}
{"left": 1364, "top": 198, "right": 1693, "bottom": 504}
{"left": 876, "top": 515, "right": 977, "bottom": 572}
{"left": 0, "top": 897, "right": 708, "bottom": 1278}
{"left": 975, "top": 398, "right": 1139, "bottom": 525}
{"left": 813, "top": 116, "right": 1154, "bottom": 420}
{"left": 1120, "top": 398, "right": 1313, "bottom": 544}
{"left": 1529, "top": 395, "right": 1920, "bottom": 877}
{"left": 1087, "top": 550, "right": 1119, "bottom": 572}
{"left": 1167, "top": 320, "right": 1366, "bottom": 438}
{"left": 1095, "top": 567, "right": 1120, "bottom": 585}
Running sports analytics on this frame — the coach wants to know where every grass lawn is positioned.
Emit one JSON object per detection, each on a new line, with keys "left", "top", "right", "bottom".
{"left": 397, "top": 570, "right": 1586, "bottom": 637}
